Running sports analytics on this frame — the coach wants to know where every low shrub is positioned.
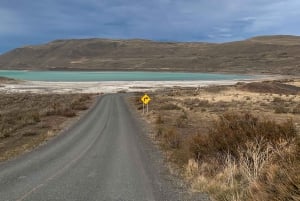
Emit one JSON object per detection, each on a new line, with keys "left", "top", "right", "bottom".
{"left": 176, "top": 113, "right": 188, "bottom": 128}
{"left": 189, "top": 133, "right": 211, "bottom": 161}
{"left": 184, "top": 98, "right": 210, "bottom": 108}
{"left": 163, "top": 128, "right": 181, "bottom": 149}
{"left": 31, "top": 111, "right": 41, "bottom": 123}
{"left": 204, "top": 85, "right": 228, "bottom": 93}
{"left": 292, "top": 104, "right": 300, "bottom": 114}
{"left": 188, "top": 112, "right": 299, "bottom": 201}
{"left": 156, "top": 126, "right": 163, "bottom": 138}
{"left": 274, "top": 105, "right": 289, "bottom": 113}
{"left": 247, "top": 139, "right": 300, "bottom": 201}
{"left": 273, "top": 97, "right": 285, "bottom": 103}
{"left": 61, "top": 108, "right": 76, "bottom": 117}
{"left": 23, "top": 131, "right": 38, "bottom": 137}
{"left": 78, "top": 94, "right": 91, "bottom": 101}
{"left": 0, "top": 93, "right": 93, "bottom": 161}
{"left": 202, "top": 113, "right": 296, "bottom": 160}
{"left": 156, "top": 115, "right": 164, "bottom": 124}
{"left": 159, "top": 103, "right": 181, "bottom": 110}
{"left": 71, "top": 100, "right": 88, "bottom": 110}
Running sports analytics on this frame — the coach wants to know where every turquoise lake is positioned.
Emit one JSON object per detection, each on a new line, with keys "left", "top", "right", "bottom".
{"left": 0, "top": 70, "right": 253, "bottom": 82}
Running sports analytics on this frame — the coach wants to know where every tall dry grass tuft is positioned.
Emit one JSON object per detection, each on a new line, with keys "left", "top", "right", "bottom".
{"left": 163, "top": 128, "right": 181, "bottom": 149}
{"left": 187, "top": 112, "right": 300, "bottom": 201}
{"left": 189, "top": 112, "right": 297, "bottom": 161}
{"left": 239, "top": 138, "right": 271, "bottom": 183}
{"left": 152, "top": 108, "right": 299, "bottom": 201}
{"left": 190, "top": 154, "right": 246, "bottom": 201}
{"left": 247, "top": 138, "right": 300, "bottom": 201}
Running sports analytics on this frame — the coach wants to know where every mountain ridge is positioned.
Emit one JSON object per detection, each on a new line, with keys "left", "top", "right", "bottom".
{"left": 0, "top": 35, "right": 300, "bottom": 75}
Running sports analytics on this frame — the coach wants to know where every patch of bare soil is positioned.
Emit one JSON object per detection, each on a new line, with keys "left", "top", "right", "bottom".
{"left": 0, "top": 93, "right": 97, "bottom": 162}
{"left": 130, "top": 78, "right": 300, "bottom": 201}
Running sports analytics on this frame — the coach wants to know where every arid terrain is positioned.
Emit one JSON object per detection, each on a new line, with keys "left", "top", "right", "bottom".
{"left": 0, "top": 92, "right": 97, "bottom": 162}
{"left": 1, "top": 35, "right": 300, "bottom": 75}
{"left": 1, "top": 75, "right": 299, "bottom": 200}
{"left": 131, "top": 79, "right": 300, "bottom": 201}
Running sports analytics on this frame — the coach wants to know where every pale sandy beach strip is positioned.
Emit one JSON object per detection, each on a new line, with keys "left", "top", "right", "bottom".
{"left": 0, "top": 75, "right": 279, "bottom": 94}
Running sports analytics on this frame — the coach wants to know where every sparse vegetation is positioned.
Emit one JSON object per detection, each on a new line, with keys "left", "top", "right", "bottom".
{"left": 2, "top": 36, "right": 300, "bottom": 75}
{"left": 0, "top": 93, "right": 95, "bottom": 161}
{"left": 133, "top": 80, "right": 300, "bottom": 201}
{"left": 204, "top": 85, "right": 229, "bottom": 93}
{"left": 161, "top": 112, "right": 299, "bottom": 201}
{"left": 163, "top": 128, "right": 181, "bottom": 149}
{"left": 239, "top": 81, "right": 300, "bottom": 95}
{"left": 159, "top": 103, "right": 181, "bottom": 110}
{"left": 183, "top": 98, "right": 210, "bottom": 109}
{"left": 274, "top": 105, "right": 289, "bottom": 113}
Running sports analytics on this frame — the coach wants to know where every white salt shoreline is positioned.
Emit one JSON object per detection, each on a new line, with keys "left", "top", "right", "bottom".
{"left": 0, "top": 75, "right": 285, "bottom": 94}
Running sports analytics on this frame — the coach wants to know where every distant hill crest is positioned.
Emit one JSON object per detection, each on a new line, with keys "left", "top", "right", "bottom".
{"left": 0, "top": 35, "right": 299, "bottom": 75}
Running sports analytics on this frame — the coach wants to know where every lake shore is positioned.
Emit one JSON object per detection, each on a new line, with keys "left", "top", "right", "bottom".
{"left": 0, "top": 74, "right": 287, "bottom": 94}
{"left": 1, "top": 75, "right": 299, "bottom": 201}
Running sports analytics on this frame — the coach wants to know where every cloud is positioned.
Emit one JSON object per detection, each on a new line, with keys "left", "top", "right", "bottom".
{"left": 0, "top": 0, "right": 300, "bottom": 52}
{"left": 244, "top": 0, "right": 300, "bottom": 34}
{"left": 201, "top": 0, "right": 300, "bottom": 41}
{"left": 0, "top": 7, "right": 28, "bottom": 35}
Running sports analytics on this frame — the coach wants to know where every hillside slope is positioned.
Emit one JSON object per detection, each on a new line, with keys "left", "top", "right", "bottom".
{"left": 0, "top": 35, "right": 300, "bottom": 75}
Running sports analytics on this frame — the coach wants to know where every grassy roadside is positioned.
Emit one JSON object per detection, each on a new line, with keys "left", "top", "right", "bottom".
{"left": 131, "top": 79, "right": 300, "bottom": 201}
{"left": 0, "top": 93, "right": 97, "bottom": 162}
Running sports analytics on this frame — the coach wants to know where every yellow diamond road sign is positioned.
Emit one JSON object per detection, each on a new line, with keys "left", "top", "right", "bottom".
{"left": 141, "top": 94, "right": 151, "bottom": 105}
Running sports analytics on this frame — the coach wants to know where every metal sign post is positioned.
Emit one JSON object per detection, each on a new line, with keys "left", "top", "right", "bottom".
{"left": 141, "top": 94, "right": 151, "bottom": 114}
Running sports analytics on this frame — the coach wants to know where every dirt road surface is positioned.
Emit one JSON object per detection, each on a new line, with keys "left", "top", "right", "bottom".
{"left": 0, "top": 94, "right": 209, "bottom": 201}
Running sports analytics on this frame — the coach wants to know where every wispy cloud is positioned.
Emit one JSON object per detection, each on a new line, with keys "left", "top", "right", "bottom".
{"left": 0, "top": 0, "right": 300, "bottom": 52}
{"left": 0, "top": 7, "right": 27, "bottom": 35}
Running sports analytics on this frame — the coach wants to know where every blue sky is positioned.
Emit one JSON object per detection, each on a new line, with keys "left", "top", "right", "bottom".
{"left": 1, "top": 0, "right": 300, "bottom": 53}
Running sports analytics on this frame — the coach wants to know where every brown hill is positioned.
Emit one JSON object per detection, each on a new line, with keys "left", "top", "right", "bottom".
{"left": 0, "top": 35, "right": 300, "bottom": 75}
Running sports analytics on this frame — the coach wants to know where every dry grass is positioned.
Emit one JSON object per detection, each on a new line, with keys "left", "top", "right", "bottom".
{"left": 159, "top": 103, "right": 181, "bottom": 110}
{"left": 188, "top": 113, "right": 299, "bottom": 201}
{"left": 239, "top": 81, "right": 300, "bottom": 95}
{"left": 163, "top": 128, "right": 182, "bottom": 149}
{"left": 131, "top": 79, "right": 300, "bottom": 201}
{"left": 2, "top": 36, "right": 300, "bottom": 75}
{"left": 0, "top": 93, "right": 95, "bottom": 161}
{"left": 192, "top": 113, "right": 296, "bottom": 159}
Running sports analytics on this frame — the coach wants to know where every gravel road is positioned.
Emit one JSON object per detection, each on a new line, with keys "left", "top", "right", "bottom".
{"left": 0, "top": 94, "right": 209, "bottom": 201}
